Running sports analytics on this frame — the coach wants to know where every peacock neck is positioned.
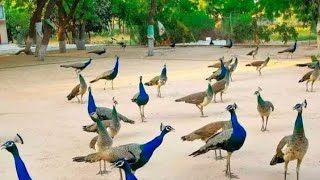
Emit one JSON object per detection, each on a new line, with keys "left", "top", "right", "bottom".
{"left": 123, "top": 165, "right": 137, "bottom": 180}
{"left": 143, "top": 130, "right": 167, "bottom": 152}
{"left": 12, "top": 153, "right": 32, "bottom": 180}
{"left": 85, "top": 59, "right": 91, "bottom": 66}
{"left": 293, "top": 111, "right": 305, "bottom": 136}
{"left": 257, "top": 95, "right": 265, "bottom": 106}
{"left": 112, "top": 106, "right": 120, "bottom": 122}
{"left": 230, "top": 110, "right": 240, "bottom": 128}
{"left": 139, "top": 82, "right": 147, "bottom": 96}
{"left": 161, "top": 67, "right": 167, "bottom": 78}
{"left": 114, "top": 59, "right": 119, "bottom": 72}
{"left": 96, "top": 118, "right": 112, "bottom": 145}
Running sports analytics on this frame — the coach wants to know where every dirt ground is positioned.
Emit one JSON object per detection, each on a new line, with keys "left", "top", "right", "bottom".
{"left": 0, "top": 44, "right": 320, "bottom": 180}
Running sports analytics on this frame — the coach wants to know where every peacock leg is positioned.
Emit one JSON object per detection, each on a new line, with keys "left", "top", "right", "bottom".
{"left": 111, "top": 80, "right": 114, "bottom": 90}
{"left": 102, "top": 160, "right": 110, "bottom": 174}
{"left": 80, "top": 95, "right": 83, "bottom": 104}
{"left": 96, "top": 160, "right": 103, "bottom": 175}
{"left": 284, "top": 161, "right": 289, "bottom": 180}
{"left": 142, "top": 106, "right": 147, "bottom": 122}
{"left": 104, "top": 81, "right": 107, "bottom": 90}
{"left": 311, "top": 81, "right": 315, "bottom": 92}
{"left": 230, "top": 74, "right": 233, "bottom": 81}
{"left": 214, "top": 150, "right": 218, "bottom": 160}
{"left": 220, "top": 92, "right": 223, "bottom": 102}
{"left": 306, "top": 81, "right": 309, "bottom": 92}
{"left": 261, "top": 116, "right": 265, "bottom": 131}
{"left": 264, "top": 116, "right": 269, "bottom": 131}
{"left": 296, "top": 159, "right": 301, "bottom": 180}
{"left": 76, "top": 96, "right": 80, "bottom": 103}
{"left": 258, "top": 68, "right": 262, "bottom": 76}
{"left": 214, "top": 94, "right": 217, "bottom": 103}
{"left": 157, "top": 86, "right": 161, "bottom": 98}
{"left": 217, "top": 149, "right": 225, "bottom": 160}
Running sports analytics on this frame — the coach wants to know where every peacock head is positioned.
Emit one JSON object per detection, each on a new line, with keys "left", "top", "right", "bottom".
{"left": 207, "top": 83, "right": 213, "bottom": 96}
{"left": 254, "top": 87, "right": 262, "bottom": 96}
{"left": 1, "top": 141, "right": 18, "bottom": 153}
{"left": 226, "top": 103, "right": 237, "bottom": 111}
{"left": 139, "top": 76, "right": 143, "bottom": 82}
{"left": 160, "top": 123, "right": 175, "bottom": 133}
{"left": 293, "top": 100, "right": 307, "bottom": 112}
{"left": 112, "top": 97, "right": 118, "bottom": 106}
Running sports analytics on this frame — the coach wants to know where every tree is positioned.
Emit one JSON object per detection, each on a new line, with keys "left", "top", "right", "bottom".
{"left": 147, "top": 0, "right": 156, "bottom": 56}
{"left": 38, "top": 0, "right": 56, "bottom": 61}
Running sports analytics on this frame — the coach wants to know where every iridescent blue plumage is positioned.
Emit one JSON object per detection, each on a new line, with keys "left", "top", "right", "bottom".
{"left": 1, "top": 141, "right": 32, "bottom": 180}
{"left": 216, "top": 60, "right": 227, "bottom": 81}
{"left": 132, "top": 76, "right": 149, "bottom": 122}
{"left": 160, "top": 65, "right": 167, "bottom": 78}
{"left": 130, "top": 124, "right": 174, "bottom": 172}
{"left": 112, "top": 159, "right": 138, "bottom": 180}
{"left": 87, "top": 87, "right": 97, "bottom": 117}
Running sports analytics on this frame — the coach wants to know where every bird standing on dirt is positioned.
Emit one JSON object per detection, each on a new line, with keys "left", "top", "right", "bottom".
{"left": 278, "top": 40, "right": 297, "bottom": 58}
{"left": 67, "top": 74, "right": 87, "bottom": 103}
{"left": 254, "top": 87, "right": 274, "bottom": 132}
{"left": 270, "top": 100, "right": 308, "bottom": 180}
{"left": 247, "top": 46, "right": 259, "bottom": 59}
{"left": 245, "top": 56, "right": 270, "bottom": 76}
{"left": 298, "top": 61, "right": 320, "bottom": 92}
{"left": 73, "top": 123, "right": 174, "bottom": 180}
{"left": 220, "top": 39, "right": 233, "bottom": 52}
{"left": 144, "top": 64, "right": 168, "bottom": 98}
{"left": 206, "top": 58, "right": 228, "bottom": 82}
{"left": 88, "top": 48, "right": 106, "bottom": 55}
{"left": 175, "top": 83, "right": 213, "bottom": 117}
{"left": 60, "top": 58, "right": 92, "bottom": 76}
{"left": 189, "top": 103, "right": 246, "bottom": 179}
{"left": 87, "top": 87, "right": 113, "bottom": 175}
{"left": 211, "top": 69, "right": 230, "bottom": 102}
{"left": 181, "top": 120, "right": 231, "bottom": 160}
{"left": 90, "top": 56, "right": 119, "bottom": 90}
{"left": 170, "top": 40, "right": 176, "bottom": 48}
{"left": 229, "top": 57, "right": 238, "bottom": 81}
{"left": 1, "top": 141, "right": 32, "bottom": 180}
{"left": 131, "top": 76, "right": 149, "bottom": 122}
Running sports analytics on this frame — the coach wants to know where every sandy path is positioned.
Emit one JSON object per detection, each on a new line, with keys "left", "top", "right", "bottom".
{"left": 0, "top": 45, "right": 319, "bottom": 180}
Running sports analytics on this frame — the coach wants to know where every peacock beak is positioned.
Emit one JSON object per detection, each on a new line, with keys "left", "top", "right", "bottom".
{"left": 110, "top": 163, "right": 117, "bottom": 169}
{"left": 0, "top": 145, "right": 6, "bottom": 150}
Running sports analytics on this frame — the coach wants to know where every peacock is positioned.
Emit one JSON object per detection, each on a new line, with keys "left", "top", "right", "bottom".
{"left": 206, "top": 58, "right": 228, "bottom": 82}
{"left": 207, "top": 57, "right": 232, "bottom": 68}
{"left": 73, "top": 123, "right": 174, "bottom": 179}
{"left": 1, "top": 141, "right": 32, "bottom": 180}
{"left": 278, "top": 40, "right": 297, "bottom": 59}
{"left": 175, "top": 83, "right": 213, "bottom": 117}
{"left": 88, "top": 48, "right": 106, "bottom": 55}
{"left": 270, "top": 100, "right": 308, "bottom": 180}
{"left": 254, "top": 87, "right": 274, "bottom": 132}
{"left": 111, "top": 158, "right": 138, "bottom": 180}
{"left": 229, "top": 57, "right": 238, "bottom": 81}
{"left": 245, "top": 56, "right": 270, "bottom": 76}
{"left": 211, "top": 68, "right": 230, "bottom": 102}
{"left": 131, "top": 76, "right": 149, "bottom": 122}
{"left": 189, "top": 103, "right": 246, "bottom": 179}
{"left": 87, "top": 86, "right": 113, "bottom": 175}
{"left": 298, "top": 61, "right": 320, "bottom": 92}
{"left": 181, "top": 120, "right": 231, "bottom": 160}
{"left": 60, "top": 58, "right": 92, "bottom": 76}
{"left": 66, "top": 74, "right": 87, "bottom": 103}
{"left": 90, "top": 56, "right": 119, "bottom": 90}
{"left": 144, "top": 64, "right": 168, "bottom": 98}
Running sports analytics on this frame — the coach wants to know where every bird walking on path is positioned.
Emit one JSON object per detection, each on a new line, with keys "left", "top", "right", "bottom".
{"left": 211, "top": 69, "right": 230, "bottom": 103}
{"left": 131, "top": 76, "right": 149, "bottom": 122}
{"left": 90, "top": 56, "right": 119, "bottom": 90}
{"left": 1, "top": 141, "right": 32, "bottom": 180}
{"left": 144, "top": 64, "right": 168, "bottom": 98}
{"left": 189, "top": 103, "right": 246, "bottom": 179}
{"left": 66, "top": 74, "right": 87, "bottom": 103}
{"left": 298, "top": 61, "right": 320, "bottom": 92}
{"left": 220, "top": 39, "right": 233, "bottom": 53}
{"left": 206, "top": 58, "right": 228, "bottom": 82}
{"left": 278, "top": 40, "right": 297, "bottom": 59}
{"left": 254, "top": 87, "right": 274, "bottom": 132}
{"left": 245, "top": 56, "right": 270, "bottom": 76}
{"left": 247, "top": 46, "right": 259, "bottom": 59}
{"left": 88, "top": 48, "right": 106, "bottom": 55}
{"left": 270, "top": 100, "right": 308, "bottom": 180}
{"left": 229, "top": 57, "right": 238, "bottom": 81}
{"left": 60, "top": 58, "right": 92, "bottom": 77}
{"left": 175, "top": 83, "right": 213, "bottom": 117}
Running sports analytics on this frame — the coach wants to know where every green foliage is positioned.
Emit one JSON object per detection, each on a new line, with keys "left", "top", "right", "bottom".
{"left": 257, "top": 25, "right": 272, "bottom": 43}
{"left": 229, "top": 14, "right": 254, "bottom": 42}
{"left": 273, "top": 23, "right": 298, "bottom": 44}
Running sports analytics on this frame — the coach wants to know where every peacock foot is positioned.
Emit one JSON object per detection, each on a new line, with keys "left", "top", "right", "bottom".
{"left": 102, "top": 170, "right": 111, "bottom": 174}
{"left": 215, "top": 156, "right": 225, "bottom": 161}
{"left": 96, "top": 170, "right": 104, "bottom": 176}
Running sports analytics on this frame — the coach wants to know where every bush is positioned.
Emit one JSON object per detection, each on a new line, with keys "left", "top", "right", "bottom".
{"left": 273, "top": 23, "right": 298, "bottom": 44}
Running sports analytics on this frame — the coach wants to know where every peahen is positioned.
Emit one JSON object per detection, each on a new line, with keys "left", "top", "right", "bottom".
{"left": 66, "top": 74, "right": 87, "bottom": 103}
{"left": 245, "top": 56, "right": 270, "bottom": 76}
{"left": 60, "top": 58, "right": 92, "bottom": 76}
{"left": 208, "top": 57, "right": 232, "bottom": 68}
{"left": 270, "top": 100, "right": 308, "bottom": 180}
{"left": 88, "top": 48, "right": 106, "bottom": 55}
{"left": 73, "top": 123, "right": 174, "bottom": 179}
{"left": 211, "top": 68, "right": 230, "bottom": 102}
{"left": 87, "top": 86, "right": 113, "bottom": 175}
{"left": 131, "top": 76, "right": 149, "bottom": 122}
{"left": 229, "top": 57, "right": 238, "bottom": 81}
{"left": 298, "top": 61, "right": 320, "bottom": 92}
{"left": 111, "top": 158, "right": 138, "bottom": 180}
{"left": 206, "top": 58, "right": 228, "bottom": 82}
{"left": 254, "top": 87, "right": 274, "bottom": 132}
{"left": 1, "top": 141, "right": 32, "bottom": 180}
{"left": 189, "top": 103, "right": 246, "bottom": 179}
{"left": 175, "top": 83, "right": 213, "bottom": 117}
{"left": 90, "top": 56, "right": 119, "bottom": 90}
{"left": 144, "top": 64, "right": 168, "bottom": 98}
{"left": 181, "top": 120, "right": 231, "bottom": 160}
{"left": 220, "top": 39, "right": 233, "bottom": 49}
{"left": 246, "top": 46, "right": 259, "bottom": 59}
{"left": 278, "top": 40, "right": 297, "bottom": 59}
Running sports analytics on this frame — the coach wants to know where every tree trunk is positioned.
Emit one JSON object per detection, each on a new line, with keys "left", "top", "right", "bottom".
{"left": 34, "top": 22, "right": 43, "bottom": 56}
{"left": 147, "top": 0, "right": 156, "bottom": 56}
{"left": 16, "top": 0, "right": 48, "bottom": 55}
{"left": 38, "top": 0, "right": 56, "bottom": 61}
{"left": 58, "top": 26, "right": 66, "bottom": 53}
{"left": 76, "top": 21, "right": 86, "bottom": 50}
{"left": 317, "top": 8, "right": 320, "bottom": 50}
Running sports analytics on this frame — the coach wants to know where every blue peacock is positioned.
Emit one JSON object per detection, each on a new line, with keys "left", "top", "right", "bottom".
{"left": 1, "top": 141, "right": 32, "bottom": 180}
{"left": 131, "top": 76, "right": 149, "bottom": 122}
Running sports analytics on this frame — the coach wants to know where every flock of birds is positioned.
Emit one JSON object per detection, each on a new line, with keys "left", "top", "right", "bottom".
{"left": 1, "top": 39, "right": 318, "bottom": 180}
